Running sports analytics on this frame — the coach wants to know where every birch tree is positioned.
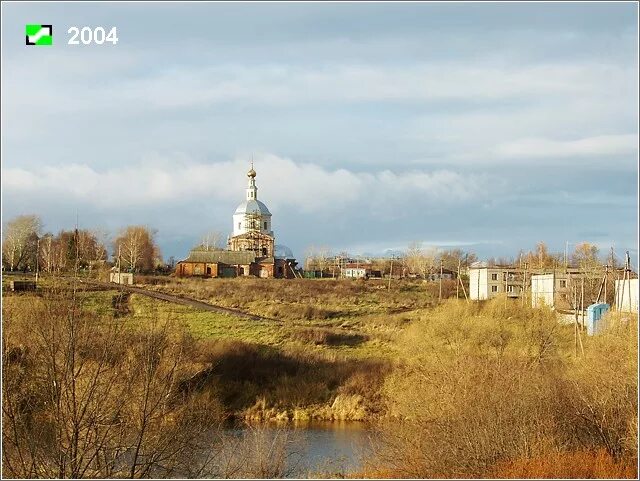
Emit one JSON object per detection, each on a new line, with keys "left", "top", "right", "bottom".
{"left": 405, "top": 242, "right": 437, "bottom": 279}
{"left": 201, "top": 231, "right": 223, "bottom": 251}
{"left": 113, "top": 226, "right": 159, "bottom": 273}
{"left": 2, "top": 215, "right": 42, "bottom": 271}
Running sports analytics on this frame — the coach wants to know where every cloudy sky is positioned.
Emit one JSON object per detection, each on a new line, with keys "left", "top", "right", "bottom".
{"left": 2, "top": 2, "right": 638, "bottom": 262}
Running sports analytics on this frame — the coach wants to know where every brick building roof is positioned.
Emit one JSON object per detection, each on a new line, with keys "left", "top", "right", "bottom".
{"left": 180, "top": 249, "right": 256, "bottom": 265}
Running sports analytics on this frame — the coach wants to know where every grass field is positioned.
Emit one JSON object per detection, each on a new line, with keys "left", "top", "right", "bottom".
{"left": 131, "top": 276, "right": 445, "bottom": 358}
{"left": 3, "top": 275, "right": 426, "bottom": 422}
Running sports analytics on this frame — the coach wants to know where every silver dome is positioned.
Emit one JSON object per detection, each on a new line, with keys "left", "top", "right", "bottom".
{"left": 234, "top": 199, "right": 271, "bottom": 216}
{"left": 274, "top": 245, "right": 294, "bottom": 259}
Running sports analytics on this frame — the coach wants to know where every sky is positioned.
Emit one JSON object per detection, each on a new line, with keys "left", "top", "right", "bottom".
{"left": 1, "top": 2, "right": 638, "bottom": 263}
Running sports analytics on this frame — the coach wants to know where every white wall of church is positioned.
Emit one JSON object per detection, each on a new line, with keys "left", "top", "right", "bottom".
{"left": 233, "top": 213, "right": 273, "bottom": 237}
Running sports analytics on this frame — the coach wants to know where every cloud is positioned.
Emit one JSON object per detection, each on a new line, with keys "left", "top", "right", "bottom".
{"left": 2, "top": 153, "right": 490, "bottom": 214}
{"left": 495, "top": 134, "right": 638, "bottom": 159}
{"left": 2, "top": 3, "right": 636, "bottom": 261}
{"left": 5, "top": 57, "right": 636, "bottom": 113}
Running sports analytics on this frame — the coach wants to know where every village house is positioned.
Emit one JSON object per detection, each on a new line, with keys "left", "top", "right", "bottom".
{"left": 176, "top": 165, "right": 298, "bottom": 278}
{"left": 468, "top": 263, "right": 526, "bottom": 300}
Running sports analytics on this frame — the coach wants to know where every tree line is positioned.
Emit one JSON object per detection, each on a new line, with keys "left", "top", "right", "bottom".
{"left": 305, "top": 240, "right": 610, "bottom": 279}
{"left": 2, "top": 215, "right": 162, "bottom": 274}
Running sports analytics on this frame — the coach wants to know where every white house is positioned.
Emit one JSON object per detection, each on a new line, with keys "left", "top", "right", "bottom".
{"left": 110, "top": 272, "right": 133, "bottom": 285}
{"left": 615, "top": 278, "right": 638, "bottom": 313}
{"left": 530, "top": 273, "right": 569, "bottom": 308}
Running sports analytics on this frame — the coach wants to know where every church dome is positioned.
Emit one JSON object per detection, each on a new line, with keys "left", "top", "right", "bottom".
{"left": 247, "top": 167, "right": 256, "bottom": 178}
{"left": 234, "top": 199, "right": 271, "bottom": 216}
{"left": 274, "top": 244, "right": 294, "bottom": 259}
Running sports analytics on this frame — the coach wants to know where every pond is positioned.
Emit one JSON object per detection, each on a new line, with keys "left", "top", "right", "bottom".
{"left": 216, "top": 421, "right": 376, "bottom": 478}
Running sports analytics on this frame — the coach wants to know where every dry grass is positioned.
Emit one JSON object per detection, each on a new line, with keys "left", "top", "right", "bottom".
{"left": 491, "top": 449, "right": 637, "bottom": 479}
{"left": 366, "top": 297, "right": 638, "bottom": 478}
{"left": 143, "top": 277, "right": 441, "bottom": 321}
{"left": 185, "top": 338, "right": 390, "bottom": 421}
{"left": 5, "top": 277, "right": 636, "bottom": 479}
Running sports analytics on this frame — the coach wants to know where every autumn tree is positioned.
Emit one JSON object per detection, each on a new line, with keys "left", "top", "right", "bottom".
{"left": 113, "top": 226, "right": 161, "bottom": 273}
{"left": 518, "top": 242, "right": 563, "bottom": 270}
{"left": 2, "top": 215, "right": 42, "bottom": 271}
{"left": 572, "top": 242, "right": 600, "bottom": 271}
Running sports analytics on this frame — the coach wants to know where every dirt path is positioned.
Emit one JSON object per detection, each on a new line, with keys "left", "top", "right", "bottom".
{"left": 79, "top": 279, "right": 274, "bottom": 321}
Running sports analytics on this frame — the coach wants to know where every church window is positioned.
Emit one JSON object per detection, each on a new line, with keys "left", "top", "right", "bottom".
{"left": 264, "top": 222, "right": 267, "bottom": 230}
{"left": 238, "top": 222, "right": 241, "bottom": 229}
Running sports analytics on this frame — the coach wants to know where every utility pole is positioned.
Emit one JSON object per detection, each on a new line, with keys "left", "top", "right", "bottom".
{"left": 456, "top": 259, "right": 460, "bottom": 299}
{"left": 580, "top": 276, "right": 585, "bottom": 331}
{"left": 388, "top": 257, "right": 393, "bottom": 290}
{"left": 438, "top": 259, "right": 443, "bottom": 302}
{"left": 574, "top": 283, "right": 580, "bottom": 355}
{"left": 573, "top": 284, "right": 584, "bottom": 356}
{"left": 604, "top": 264, "right": 608, "bottom": 305}
{"left": 521, "top": 263, "right": 528, "bottom": 306}
{"left": 625, "top": 251, "right": 632, "bottom": 312}
{"left": 504, "top": 270, "right": 508, "bottom": 307}
{"left": 35, "top": 236, "right": 40, "bottom": 283}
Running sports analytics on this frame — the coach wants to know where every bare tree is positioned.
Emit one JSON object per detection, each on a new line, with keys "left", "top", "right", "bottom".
{"left": 2, "top": 283, "right": 224, "bottom": 478}
{"left": 89, "top": 228, "right": 109, "bottom": 270}
{"left": 2, "top": 214, "right": 42, "bottom": 271}
{"left": 201, "top": 231, "right": 223, "bottom": 251}
{"left": 438, "top": 248, "right": 478, "bottom": 272}
{"left": 315, "top": 246, "right": 332, "bottom": 278}
{"left": 405, "top": 242, "right": 437, "bottom": 279}
{"left": 39, "top": 233, "right": 55, "bottom": 273}
{"left": 113, "top": 226, "right": 159, "bottom": 273}
{"left": 304, "top": 245, "right": 332, "bottom": 277}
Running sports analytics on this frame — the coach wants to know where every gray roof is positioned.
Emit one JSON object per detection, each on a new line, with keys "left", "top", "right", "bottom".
{"left": 180, "top": 250, "right": 256, "bottom": 265}
{"left": 234, "top": 199, "right": 271, "bottom": 216}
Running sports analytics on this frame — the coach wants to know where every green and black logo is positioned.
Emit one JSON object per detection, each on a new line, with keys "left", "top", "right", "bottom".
{"left": 26, "top": 24, "right": 53, "bottom": 45}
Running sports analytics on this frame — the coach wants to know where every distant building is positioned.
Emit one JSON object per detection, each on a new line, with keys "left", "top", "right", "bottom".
{"left": 530, "top": 273, "right": 570, "bottom": 309}
{"left": 110, "top": 272, "right": 134, "bottom": 285}
{"left": 342, "top": 267, "right": 367, "bottom": 279}
{"left": 426, "top": 268, "right": 456, "bottom": 281}
{"left": 176, "top": 249, "right": 296, "bottom": 278}
{"left": 615, "top": 278, "right": 638, "bottom": 313}
{"left": 469, "top": 264, "right": 524, "bottom": 300}
{"left": 176, "top": 165, "right": 297, "bottom": 278}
